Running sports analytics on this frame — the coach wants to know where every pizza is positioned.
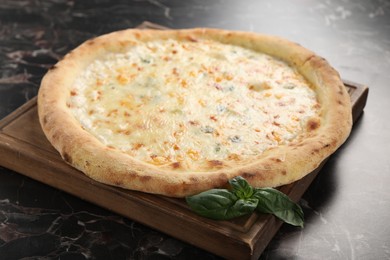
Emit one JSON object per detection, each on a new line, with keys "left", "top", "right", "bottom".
{"left": 37, "top": 28, "right": 352, "bottom": 197}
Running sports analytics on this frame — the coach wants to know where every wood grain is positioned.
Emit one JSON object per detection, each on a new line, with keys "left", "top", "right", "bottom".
{"left": 0, "top": 70, "right": 368, "bottom": 259}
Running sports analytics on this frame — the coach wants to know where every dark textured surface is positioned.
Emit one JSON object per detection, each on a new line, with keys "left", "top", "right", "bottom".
{"left": 1, "top": 0, "right": 389, "bottom": 259}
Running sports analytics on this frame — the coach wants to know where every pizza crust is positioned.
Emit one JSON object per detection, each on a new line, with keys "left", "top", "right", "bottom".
{"left": 38, "top": 28, "right": 352, "bottom": 197}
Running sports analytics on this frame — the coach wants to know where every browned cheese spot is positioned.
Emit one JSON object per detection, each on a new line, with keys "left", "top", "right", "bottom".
{"left": 170, "top": 162, "right": 181, "bottom": 169}
{"left": 307, "top": 118, "right": 320, "bottom": 131}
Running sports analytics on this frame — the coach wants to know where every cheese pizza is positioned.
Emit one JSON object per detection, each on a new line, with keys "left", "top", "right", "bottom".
{"left": 38, "top": 28, "right": 352, "bottom": 197}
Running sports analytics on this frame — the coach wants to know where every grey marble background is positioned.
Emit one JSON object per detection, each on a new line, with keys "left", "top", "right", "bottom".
{"left": 0, "top": 0, "right": 389, "bottom": 259}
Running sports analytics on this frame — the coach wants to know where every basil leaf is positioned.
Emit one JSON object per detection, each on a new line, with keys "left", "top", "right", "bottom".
{"left": 186, "top": 189, "right": 258, "bottom": 220}
{"left": 229, "top": 176, "right": 254, "bottom": 199}
{"left": 253, "top": 188, "right": 304, "bottom": 227}
{"left": 185, "top": 176, "right": 305, "bottom": 227}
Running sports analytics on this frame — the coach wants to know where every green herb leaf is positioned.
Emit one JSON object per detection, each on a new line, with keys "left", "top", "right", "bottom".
{"left": 185, "top": 189, "right": 257, "bottom": 220}
{"left": 253, "top": 188, "right": 304, "bottom": 227}
{"left": 229, "top": 176, "right": 253, "bottom": 199}
{"left": 185, "top": 176, "right": 304, "bottom": 227}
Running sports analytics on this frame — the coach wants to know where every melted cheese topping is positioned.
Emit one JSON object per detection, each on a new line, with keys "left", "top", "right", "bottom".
{"left": 69, "top": 39, "right": 319, "bottom": 171}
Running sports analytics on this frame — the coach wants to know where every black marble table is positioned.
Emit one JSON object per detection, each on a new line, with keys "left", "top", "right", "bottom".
{"left": 1, "top": 0, "right": 389, "bottom": 259}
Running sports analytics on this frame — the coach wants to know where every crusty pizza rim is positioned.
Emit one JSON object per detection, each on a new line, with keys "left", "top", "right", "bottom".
{"left": 38, "top": 28, "right": 352, "bottom": 197}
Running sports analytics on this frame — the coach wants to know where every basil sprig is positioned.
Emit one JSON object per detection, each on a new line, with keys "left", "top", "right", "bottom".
{"left": 185, "top": 176, "right": 304, "bottom": 227}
